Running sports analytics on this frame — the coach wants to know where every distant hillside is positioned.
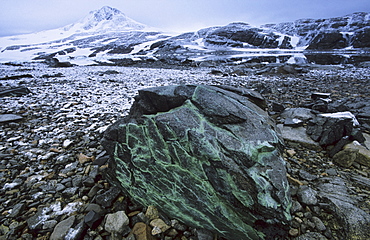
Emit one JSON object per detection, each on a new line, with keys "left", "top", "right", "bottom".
{"left": 0, "top": 7, "right": 369, "bottom": 66}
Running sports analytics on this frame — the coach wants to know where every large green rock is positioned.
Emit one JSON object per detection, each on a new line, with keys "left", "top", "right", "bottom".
{"left": 101, "top": 85, "right": 291, "bottom": 239}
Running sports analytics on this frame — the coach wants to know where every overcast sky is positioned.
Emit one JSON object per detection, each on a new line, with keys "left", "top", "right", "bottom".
{"left": 0, "top": 0, "right": 369, "bottom": 37}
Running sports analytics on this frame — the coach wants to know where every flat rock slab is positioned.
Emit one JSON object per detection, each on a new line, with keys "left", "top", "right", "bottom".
{"left": 0, "top": 114, "right": 23, "bottom": 123}
{"left": 277, "top": 124, "right": 321, "bottom": 150}
{"left": 317, "top": 176, "right": 370, "bottom": 239}
{"left": 0, "top": 86, "right": 31, "bottom": 97}
{"left": 280, "top": 108, "right": 315, "bottom": 122}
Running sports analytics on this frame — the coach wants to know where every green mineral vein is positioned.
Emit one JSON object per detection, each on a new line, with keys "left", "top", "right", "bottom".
{"left": 106, "top": 85, "right": 291, "bottom": 240}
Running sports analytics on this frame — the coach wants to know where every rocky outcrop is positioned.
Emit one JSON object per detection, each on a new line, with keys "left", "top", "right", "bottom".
{"left": 306, "top": 112, "right": 358, "bottom": 147}
{"left": 263, "top": 12, "right": 370, "bottom": 37}
{"left": 45, "top": 58, "right": 74, "bottom": 68}
{"left": 102, "top": 85, "right": 292, "bottom": 239}
{"left": 264, "top": 12, "right": 370, "bottom": 49}
{"left": 351, "top": 27, "right": 370, "bottom": 48}
{"left": 306, "top": 31, "right": 349, "bottom": 50}
{"left": 201, "top": 23, "right": 293, "bottom": 49}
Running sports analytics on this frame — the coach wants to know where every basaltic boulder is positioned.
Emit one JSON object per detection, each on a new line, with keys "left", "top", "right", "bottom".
{"left": 101, "top": 85, "right": 292, "bottom": 239}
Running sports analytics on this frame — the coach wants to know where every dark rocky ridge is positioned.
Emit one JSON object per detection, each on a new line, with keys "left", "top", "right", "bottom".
{"left": 263, "top": 12, "right": 370, "bottom": 49}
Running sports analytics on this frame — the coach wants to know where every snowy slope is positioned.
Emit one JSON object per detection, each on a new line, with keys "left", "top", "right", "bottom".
{"left": 0, "top": 6, "right": 149, "bottom": 47}
{"left": 0, "top": 6, "right": 169, "bottom": 65}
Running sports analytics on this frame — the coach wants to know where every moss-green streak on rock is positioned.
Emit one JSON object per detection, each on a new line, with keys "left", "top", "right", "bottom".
{"left": 103, "top": 85, "right": 292, "bottom": 240}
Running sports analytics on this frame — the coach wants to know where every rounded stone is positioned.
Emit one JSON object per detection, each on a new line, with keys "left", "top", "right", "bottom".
{"left": 289, "top": 228, "right": 299, "bottom": 237}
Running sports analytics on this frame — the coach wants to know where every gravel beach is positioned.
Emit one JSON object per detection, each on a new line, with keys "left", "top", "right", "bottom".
{"left": 0, "top": 62, "right": 369, "bottom": 239}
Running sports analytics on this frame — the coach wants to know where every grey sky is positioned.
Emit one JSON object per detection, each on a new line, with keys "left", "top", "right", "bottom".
{"left": 0, "top": 0, "right": 369, "bottom": 37}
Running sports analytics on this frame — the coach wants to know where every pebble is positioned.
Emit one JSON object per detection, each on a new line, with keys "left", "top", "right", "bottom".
{"left": 286, "top": 149, "right": 296, "bottom": 157}
{"left": 312, "top": 216, "right": 326, "bottom": 231}
{"left": 297, "top": 185, "right": 318, "bottom": 206}
{"left": 43, "top": 220, "right": 58, "bottom": 230}
{"left": 150, "top": 218, "right": 171, "bottom": 235}
{"left": 84, "top": 211, "right": 101, "bottom": 229}
{"left": 130, "top": 222, "right": 155, "bottom": 240}
{"left": 104, "top": 211, "right": 129, "bottom": 233}
{"left": 78, "top": 153, "right": 94, "bottom": 164}
{"left": 50, "top": 215, "right": 75, "bottom": 240}
{"left": 289, "top": 228, "right": 300, "bottom": 237}
{"left": 299, "top": 169, "right": 318, "bottom": 181}
{"left": 145, "top": 205, "right": 159, "bottom": 221}
{"left": 62, "top": 139, "right": 73, "bottom": 148}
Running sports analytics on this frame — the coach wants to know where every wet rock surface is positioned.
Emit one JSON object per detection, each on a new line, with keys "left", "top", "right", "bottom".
{"left": 0, "top": 62, "right": 369, "bottom": 239}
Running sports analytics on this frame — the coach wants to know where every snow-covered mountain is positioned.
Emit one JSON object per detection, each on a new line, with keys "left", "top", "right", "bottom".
{"left": 0, "top": 6, "right": 169, "bottom": 65}
{"left": 63, "top": 6, "right": 147, "bottom": 33}
{"left": 0, "top": 7, "right": 369, "bottom": 66}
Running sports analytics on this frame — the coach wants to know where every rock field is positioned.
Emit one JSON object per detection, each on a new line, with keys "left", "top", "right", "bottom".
{"left": 0, "top": 62, "right": 369, "bottom": 240}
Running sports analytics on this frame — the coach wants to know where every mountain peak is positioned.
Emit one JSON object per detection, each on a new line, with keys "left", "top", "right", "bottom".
{"left": 90, "top": 6, "right": 123, "bottom": 22}
{"left": 63, "top": 6, "right": 147, "bottom": 33}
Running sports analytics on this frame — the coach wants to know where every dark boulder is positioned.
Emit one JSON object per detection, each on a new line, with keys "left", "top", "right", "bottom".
{"left": 280, "top": 36, "right": 294, "bottom": 49}
{"left": 0, "top": 74, "right": 33, "bottom": 80}
{"left": 45, "top": 58, "right": 73, "bottom": 68}
{"left": 102, "top": 85, "right": 292, "bottom": 240}
{"left": 306, "top": 112, "right": 358, "bottom": 147}
{"left": 41, "top": 73, "right": 64, "bottom": 78}
{"left": 107, "top": 44, "right": 135, "bottom": 54}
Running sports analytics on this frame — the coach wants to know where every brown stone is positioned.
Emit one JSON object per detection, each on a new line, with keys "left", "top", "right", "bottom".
{"left": 130, "top": 222, "right": 155, "bottom": 240}
{"left": 333, "top": 148, "right": 358, "bottom": 168}
{"left": 286, "top": 149, "right": 296, "bottom": 157}
{"left": 344, "top": 135, "right": 370, "bottom": 167}
{"left": 128, "top": 211, "right": 141, "bottom": 217}
{"left": 287, "top": 174, "right": 304, "bottom": 186}
{"left": 145, "top": 206, "right": 159, "bottom": 221}
{"left": 49, "top": 148, "right": 62, "bottom": 153}
{"left": 150, "top": 218, "right": 171, "bottom": 235}
{"left": 78, "top": 153, "right": 94, "bottom": 164}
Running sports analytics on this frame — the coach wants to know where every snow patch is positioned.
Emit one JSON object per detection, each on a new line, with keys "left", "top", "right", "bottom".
{"left": 319, "top": 112, "right": 360, "bottom": 126}
{"left": 3, "top": 182, "right": 20, "bottom": 190}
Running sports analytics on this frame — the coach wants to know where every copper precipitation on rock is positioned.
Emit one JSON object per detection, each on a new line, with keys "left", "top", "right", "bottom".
{"left": 102, "top": 85, "right": 292, "bottom": 239}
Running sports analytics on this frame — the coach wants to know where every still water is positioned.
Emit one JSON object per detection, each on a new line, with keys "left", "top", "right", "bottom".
{"left": 191, "top": 50, "right": 370, "bottom": 65}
